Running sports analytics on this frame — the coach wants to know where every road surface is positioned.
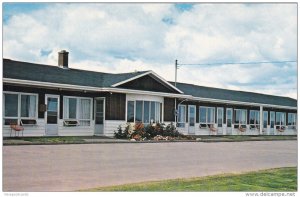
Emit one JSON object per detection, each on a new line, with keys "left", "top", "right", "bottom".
{"left": 3, "top": 141, "right": 297, "bottom": 191}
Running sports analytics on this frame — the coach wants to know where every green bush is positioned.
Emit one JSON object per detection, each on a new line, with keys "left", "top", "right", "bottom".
{"left": 163, "top": 122, "right": 179, "bottom": 137}
{"left": 114, "top": 125, "right": 127, "bottom": 139}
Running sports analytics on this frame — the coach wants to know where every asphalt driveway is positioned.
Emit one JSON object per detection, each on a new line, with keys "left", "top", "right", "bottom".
{"left": 3, "top": 141, "right": 297, "bottom": 191}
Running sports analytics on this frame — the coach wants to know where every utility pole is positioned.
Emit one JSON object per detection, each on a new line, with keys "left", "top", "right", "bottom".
{"left": 174, "top": 59, "right": 178, "bottom": 127}
{"left": 175, "top": 59, "right": 178, "bottom": 87}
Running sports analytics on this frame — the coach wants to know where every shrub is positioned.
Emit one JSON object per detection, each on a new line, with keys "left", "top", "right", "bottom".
{"left": 114, "top": 123, "right": 134, "bottom": 139}
{"left": 144, "top": 123, "right": 164, "bottom": 137}
{"left": 114, "top": 122, "right": 184, "bottom": 140}
{"left": 114, "top": 125, "right": 127, "bottom": 139}
{"left": 161, "top": 122, "right": 183, "bottom": 137}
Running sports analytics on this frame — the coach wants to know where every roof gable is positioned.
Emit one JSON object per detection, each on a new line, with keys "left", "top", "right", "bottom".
{"left": 112, "top": 71, "right": 183, "bottom": 94}
{"left": 116, "top": 73, "right": 180, "bottom": 94}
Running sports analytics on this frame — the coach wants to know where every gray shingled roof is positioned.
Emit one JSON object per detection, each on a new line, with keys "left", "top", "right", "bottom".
{"left": 3, "top": 59, "right": 297, "bottom": 107}
{"left": 3, "top": 59, "right": 148, "bottom": 88}
{"left": 171, "top": 82, "right": 297, "bottom": 107}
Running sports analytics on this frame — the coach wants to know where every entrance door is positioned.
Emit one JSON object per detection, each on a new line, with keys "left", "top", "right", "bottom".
{"left": 94, "top": 98, "right": 104, "bottom": 135}
{"left": 188, "top": 105, "right": 196, "bottom": 134}
{"left": 217, "top": 107, "right": 224, "bottom": 134}
{"left": 45, "top": 95, "right": 59, "bottom": 136}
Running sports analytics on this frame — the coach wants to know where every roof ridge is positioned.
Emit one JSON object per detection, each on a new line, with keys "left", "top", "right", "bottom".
{"left": 3, "top": 58, "right": 150, "bottom": 76}
{"left": 169, "top": 81, "right": 296, "bottom": 101}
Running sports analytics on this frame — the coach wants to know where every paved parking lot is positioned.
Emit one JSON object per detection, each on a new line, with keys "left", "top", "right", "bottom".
{"left": 3, "top": 141, "right": 297, "bottom": 191}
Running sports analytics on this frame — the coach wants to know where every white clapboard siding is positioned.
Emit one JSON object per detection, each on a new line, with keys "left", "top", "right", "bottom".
{"left": 3, "top": 119, "right": 45, "bottom": 137}
{"left": 104, "top": 120, "right": 127, "bottom": 137}
{"left": 195, "top": 124, "right": 211, "bottom": 135}
{"left": 58, "top": 119, "right": 94, "bottom": 136}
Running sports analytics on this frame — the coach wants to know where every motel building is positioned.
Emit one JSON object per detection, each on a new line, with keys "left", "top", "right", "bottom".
{"left": 3, "top": 50, "right": 297, "bottom": 137}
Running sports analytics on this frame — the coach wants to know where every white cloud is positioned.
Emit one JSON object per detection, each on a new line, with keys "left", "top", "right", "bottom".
{"left": 3, "top": 3, "right": 297, "bottom": 99}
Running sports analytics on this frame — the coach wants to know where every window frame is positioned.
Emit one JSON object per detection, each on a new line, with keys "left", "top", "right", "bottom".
{"left": 199, "top": 106, "right": 216, "bottom": 128}
{"left": 275, "top": 112, "right": 286, "bottom": 128}
{"left": 127, "top": 100, "right": 135, "bottom": 123}
{"left": 270, "top": 111, "right": 275, "bottom": 128}
{"left": 3, "top": 91, "right": 38, "bottom": 125}
{"left": 263, "top": 111, "right": 268, "bottom": 128}
{"left": 249, "top": 110, "right": 260, "bottom": 129}
{"left": 226, "top": 108, "right": 233, "bottom": 127}
{"left": 234, "top": 109, "right": 247, "bottom": 127}
{"left": 127, "top": 100, "right": 162, "bottom": 124}
{"left": 63, "top": 96, "right": 93, "bottom": 127}
{"left": 177, "top": 104, "right": 186, "bottom": 128}
{"left": 287, "top": 113, "right": 297, "bottom": 129}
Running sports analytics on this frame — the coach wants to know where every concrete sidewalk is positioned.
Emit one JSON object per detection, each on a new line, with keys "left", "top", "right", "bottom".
{"left": 3, "top": 135, "right": 297, "bottom": 145}
{"left": 3, "top": 140, "right": 297, "bottom": 192}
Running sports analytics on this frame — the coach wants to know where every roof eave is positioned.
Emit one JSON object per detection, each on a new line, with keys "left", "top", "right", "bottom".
{"left": 3, "top": 78, "right": 297, "bottom": 110}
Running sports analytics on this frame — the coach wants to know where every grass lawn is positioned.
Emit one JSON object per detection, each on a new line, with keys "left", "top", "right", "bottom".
{"left": 83, "top": 167, "right": 297, "bottom": 192}
{"left": 3, "top": 136, "right": 87, "bottom": 144}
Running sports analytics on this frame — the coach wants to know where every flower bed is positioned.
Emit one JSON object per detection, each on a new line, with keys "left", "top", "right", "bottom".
{"left": 114, "top": 122, "right": 191, "bottom": 141}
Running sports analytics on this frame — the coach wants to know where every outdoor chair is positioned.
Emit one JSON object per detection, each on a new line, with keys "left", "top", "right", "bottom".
{"left": 209, "top": 124, "right": 217, "bottom": 132}
{"left": 277, "top": 126, "right": 286, "bottom": 133}
{"left": 10, "top": 123, "right": 24, "bottom": 137}
{"left": 238, "top": 125, "right": 246, "bottom": 132}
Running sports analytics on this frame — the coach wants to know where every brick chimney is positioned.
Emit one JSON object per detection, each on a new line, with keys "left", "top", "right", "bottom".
{"left": 58, "top": 50, "right": 69, "bottom": 68}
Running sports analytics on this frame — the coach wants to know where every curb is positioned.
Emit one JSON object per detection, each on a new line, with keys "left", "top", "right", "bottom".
{"left": 3, "top": 138, "right": 297, "bottom": 146}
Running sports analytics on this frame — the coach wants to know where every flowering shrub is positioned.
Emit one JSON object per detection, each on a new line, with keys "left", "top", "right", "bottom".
{"left": 114, "top": 122, "right": 183, "bottom": 140}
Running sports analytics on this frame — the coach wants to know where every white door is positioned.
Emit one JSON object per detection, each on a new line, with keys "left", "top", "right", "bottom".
{"left": 94, "top": 98, "right": 104, "bottom": 135}
{"left": 45, "top": 95, "right": 59, "bottom": 136}
{"left": 188, "top": 105, "right": 196, "bottom": 134}
{"left": 217, "top": 107, "right": 224, "bottom": 134}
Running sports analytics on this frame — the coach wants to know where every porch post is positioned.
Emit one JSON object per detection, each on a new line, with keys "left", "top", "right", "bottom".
{"left": 260, "top": 105, "right": 263, "bottom": 135}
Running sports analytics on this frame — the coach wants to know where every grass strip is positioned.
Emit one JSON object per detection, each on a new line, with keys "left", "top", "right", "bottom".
{"left": 82, "top": 167, "right": 297, "bottom": 192}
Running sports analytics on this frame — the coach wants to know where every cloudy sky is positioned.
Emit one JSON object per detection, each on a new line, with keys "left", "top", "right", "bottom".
{"left": 3, "top": 3, "right": 297, "bottom": 99}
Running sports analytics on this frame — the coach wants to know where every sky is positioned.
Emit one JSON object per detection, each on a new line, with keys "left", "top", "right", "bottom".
{"left": 2, "top": 3, "right": 297, "bottom": 99}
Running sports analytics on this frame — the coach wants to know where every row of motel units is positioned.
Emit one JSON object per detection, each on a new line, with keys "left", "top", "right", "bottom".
{"left": 3, "top": 50, "right": 297, "bottom": 137}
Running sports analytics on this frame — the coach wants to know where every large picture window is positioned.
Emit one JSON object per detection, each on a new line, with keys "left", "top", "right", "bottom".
{"left": 127, "top": 100, "right": 161, "bottom": 124}
{"left": 63, "top": 97, "right": 92, "bottom": 126}
{"left": 3, "top": 92, "right": 38, "bottom": 125}
{"left": 234, "top": 109, "right": 247, "bottom": 126}
{"left": 199, "top": 107, "right": 215, "bottom": 124}
{"left": 177, "top": 105, "right": 186, "bottom": 128}
{"left": 199, "top": 106, "right": 215, "bottom": 128}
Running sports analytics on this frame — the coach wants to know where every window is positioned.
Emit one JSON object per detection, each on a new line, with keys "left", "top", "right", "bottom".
{"left": 79, "top": 99, "right": 91, "bottom": 126}
{"left": 226, "top": 108, "right": 233, "bottom": 127}
{"left": 3, "top": 92, "right": 38, "bottom": 125}
{"left": 177, "top": 105, "right": 186, "bottom": 127}
{"left": 234, "top": 109, "right": 247, "bottom": 127}
{"left": 270, "top": 111, "right": 275, "bottom": 128}
{"left": 249, "top": 110, "right": 260, "bottom": 129}
{"left": 199, "top": 107, "right": 215, "bottom": 124}
{"left": 144, "top": 101, "right": 150, "bottom": 124}
{"left": 4, "top": 93, "right": 18, "bottom": 118}
{"left": 275, "top": 112, "right": 286, "bottom": 128}
{"left": 217, "top": 108, "right": 224, "bottom": 127}
{"left": 127, "top": 101, "right": 134, "bottom": 122}
{"left": 63, "top": 97, "right": 92, "bottom": 126}
{"left": 263, "top": 111, "right": 268, "bottom": 128}
{"left": 135, "top": 101, "right": 143, "bottom": 122}
{"left": 128, "top": 100, "right": 161, "bottom": 124}
{"left": 288, "top": 113, "right": 296, "bottom": 129}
